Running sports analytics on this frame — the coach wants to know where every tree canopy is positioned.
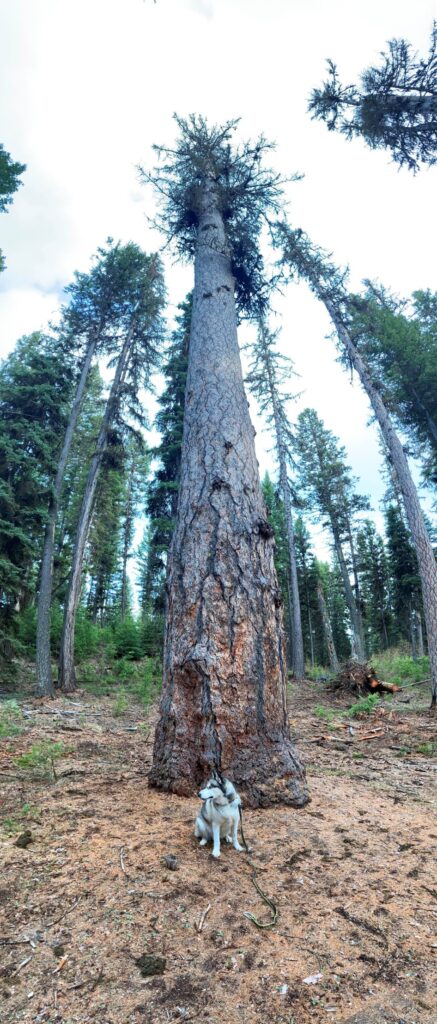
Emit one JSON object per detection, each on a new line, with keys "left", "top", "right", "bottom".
{"left": 309, "top": 22, "right": 437, "bottom": 170}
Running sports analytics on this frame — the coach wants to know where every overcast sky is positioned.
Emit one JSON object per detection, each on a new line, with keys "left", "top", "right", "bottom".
{"left": 0, "top": 0, "right": 435, "bottom": 560}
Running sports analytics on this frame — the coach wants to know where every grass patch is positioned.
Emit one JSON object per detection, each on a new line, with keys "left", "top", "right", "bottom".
{"left": 372, "top": 651, "right": 429, "bottom": 688}
{"left": 0, "top": 699, "right": 24, "bottom": 737}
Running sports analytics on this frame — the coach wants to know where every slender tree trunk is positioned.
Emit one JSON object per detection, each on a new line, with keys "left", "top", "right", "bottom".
{"left": 416, "top": 610, "right": 424, "bottom": 658}
{"left": 36, "top": 337, "right": 98, "bottom": 697}
{"left": 150, "top": 180, "right": 308, "bottom": 807}
{"left": 120, "top": 463, "right": 135, "bottom": 619}
{"left": 346, "top": 519, "right": 366, "bottom": 657}
{"left": 331, "top": 524, "right": 366, "bottom": 662}
{"left": 325, "top": 298, "right": 437, "bottom": 707}
{"left": 411, "top": 606, "right": 418, "bottom": 661}
{"left": 316, "top": 581, "right": 339, "bottom": 672}
{"left": 58, "top": 319, "right": 136, "bottom": 692}
{"left": 275, "top": 441, "right": 304, "bottom": 679}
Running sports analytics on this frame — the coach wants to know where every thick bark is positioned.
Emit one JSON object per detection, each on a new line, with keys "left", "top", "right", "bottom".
{"left": 325, "top": 299, "right": 437, "bottom": 708}
{"left": 36, "top": 337, "right": 97, "bottom": 697}
{"left": 58, "top": 319, "right": 135, "bottom": 692}
{"left": 150, "top": 182, "right": 308, "bottom": 807}
{"left": 316, "top": 581, "right": 339, "bottom": 673}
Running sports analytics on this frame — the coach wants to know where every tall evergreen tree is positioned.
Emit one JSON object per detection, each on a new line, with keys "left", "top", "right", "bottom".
{"left": 309, "top": 23, "right": 437, "bottom": 171}
{"left": 0, "top": 143, "right": 26, "bottom": 271}
{"left": 277, "top": 224, "right": 437, "bottom": 706}
{"left": 145, "top": 295, "right": 191, "bottom": 615}
{"left": 58, "top": 252, "right": 165, "bottom": 692}
{"left": 356, "top": 519, "right": 392, "bottom": 652}
{"left": 246, "top": 321, "right": 304, "bottom": 679}
{"left": 349, "top": 287, "right": 437, "bottom": 484}
{"left": 294, "top": 408, "right": 367, "bottom": 661}
{"left": 0, "top": 333, "right": 72, "bottom": 657}
{"left": 385, "top": 503, "right": 422, "bottom": 646}
{"left": 36, "top": 241, "right": 150, "bottom": 696}
{"left": 142, "top": 116, "right": 307, "bottom": 806}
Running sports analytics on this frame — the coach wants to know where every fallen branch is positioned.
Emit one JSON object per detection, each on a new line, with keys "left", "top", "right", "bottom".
{"left": 11, "top": 956, "right": 33, "bottom": 977}
{"left": 334, "top": 906, "right": 386, "bottom": 941}
{"left": 45, "top": 896, "right": 81, "bottom": 928}
{"left": 119, "top": 845, "right": 129, "bottom": 877}
{"left": 195, "top": 903, "right": 211, "bottom": 933}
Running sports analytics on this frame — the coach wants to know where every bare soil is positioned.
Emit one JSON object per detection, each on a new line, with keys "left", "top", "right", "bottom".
{"left": 1, "top": 677, "right": 436, "bottom": 1024}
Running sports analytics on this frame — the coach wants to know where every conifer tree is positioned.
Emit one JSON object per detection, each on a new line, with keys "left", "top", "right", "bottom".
{"left": 246, "top": 321, "right": 304, "bottom": 679}
{"left": 350, "top": 288, "right": 437, "bottom": 484}
{"left": 0, "top": 333, "right": 72, "bottom": 656}
{"left": 356, "top": 519, "right": 392, "bottom": 652}
{"left": 36, "top": 241, "right": 150, "bottom": 696}
{"left": 145, "top": 296, "right": 191, "bottom": 615}
{"left": 277, "top": 224, "right": 437, "bottom": 705}
{"left": 385, "top": 503, "right": 422, "bottom": 646}
{"left": 309, "top": 23, "right": 437, "bottom": 171}
{"left": 142, "top": 116, "right": 307, "bottom": 806}
{"left": 58, "top": 252, "right": 165, "bottom": 692}
{"left": 294, "top": 408, "right": 367, "bottom": 661}
{"left": 0, "top": 143, "right": 26, "bottom": 271}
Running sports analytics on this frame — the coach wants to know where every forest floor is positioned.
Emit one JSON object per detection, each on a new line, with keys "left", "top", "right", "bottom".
{"left": 1, "top": 668, "right": 437, "bottom": 1024}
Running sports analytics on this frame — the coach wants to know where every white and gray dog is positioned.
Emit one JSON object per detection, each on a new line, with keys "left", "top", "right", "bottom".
{"left": 194, "top": 772, "right": 244, "bottom": 859}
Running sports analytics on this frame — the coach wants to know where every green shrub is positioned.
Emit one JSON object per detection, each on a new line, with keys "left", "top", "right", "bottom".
{"left": 141, "top": 614, "right": 164, "bottom": 658}
{"left": 314, "top": 705, "right": 337, "bottom": 722}
{"left": 305, "top": 664, "right": 331, "bottom": 682}
{"left": 16, "top": 607, "right": 37, "bottom": 651}
{"left": 137, "top": 657, "right": 162, "bottom": 708}
{"left": 0, "top": 699, "right": 23, "bottom": 737}
{"left": 15, "top": 741, "right": 69, "bottom": 780}
{"left": 112, "top": 691, "right": 128, "bottom": 717}
{"left": 372, "top": 650, "right": 429, "bottom": 688}
{"left": 74, "top": 611, "right": 100, "bottom": 661}
{"left": 113, "top": 617, "right": 142, "bottom": 660}
{"left": 347, "top": 694, "right": 380, "bottom": 717}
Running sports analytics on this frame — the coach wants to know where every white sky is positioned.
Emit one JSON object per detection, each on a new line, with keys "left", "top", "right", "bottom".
{"left": 0, "top": 0, "right": 436, "bottom": 563}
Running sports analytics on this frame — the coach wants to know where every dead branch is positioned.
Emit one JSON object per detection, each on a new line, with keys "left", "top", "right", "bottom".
{"left": 195, "top": 903, "right": 211, "bottom": 932}
{"left": 11, "top": 956, "right": 33, "bottom": 977}
{"left": 45, "top": 896, "right": 81, "bottom": 928}
{"left": 334, "top": 905, "right": 386, "bottom": 941}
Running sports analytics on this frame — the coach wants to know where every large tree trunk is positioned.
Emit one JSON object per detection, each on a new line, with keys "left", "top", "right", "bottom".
{"left": 150, "top": 180, "right": 308, "bottom": 807}
{"left": 58, "top": 320, "right": 135, "bottom": 692}
{"left": 36, "top": 337, "right": 98, "bottom": 697}
{"left": 325, "top": 299, "right": 437, "bottom": 707}
{"left": 316, "top": 581, "right": 339, "bottom": 672}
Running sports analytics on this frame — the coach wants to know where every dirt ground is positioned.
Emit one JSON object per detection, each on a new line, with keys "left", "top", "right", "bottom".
{"left": 1, "top": 677, "right": 436, "bottom": 1024}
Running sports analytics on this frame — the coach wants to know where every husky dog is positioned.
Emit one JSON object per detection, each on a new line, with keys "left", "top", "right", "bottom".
{"left": 194, "top": 773, "right": 244, "bottom": 859}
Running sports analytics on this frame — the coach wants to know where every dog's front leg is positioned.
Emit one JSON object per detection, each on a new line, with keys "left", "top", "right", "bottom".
{"left": 232, "top": 817, "right": 244, "bottom": 852}
{"left": 211, "top": 821, "right": 221, "bottom": 858}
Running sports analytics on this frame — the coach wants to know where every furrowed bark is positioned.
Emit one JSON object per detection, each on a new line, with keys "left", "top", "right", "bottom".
{"left": 316, "top": 581, "right": 339, "bottom": 672}
{"left": 36, "top": 336, "right": 98, "bottom": 697}
{"left": 150, "top": 181, "right": 308, "bottom": 807}
{"left": 325, "top": 299, "right": 437, "bottom": 707}
{"left": 58, "top": 317, "right": 136, "bottom": 693}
